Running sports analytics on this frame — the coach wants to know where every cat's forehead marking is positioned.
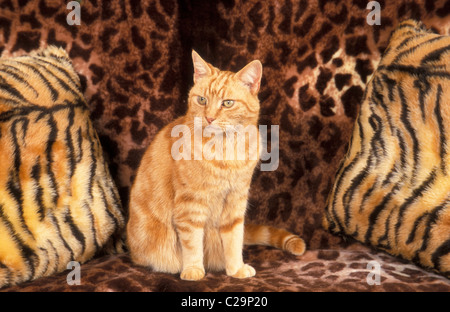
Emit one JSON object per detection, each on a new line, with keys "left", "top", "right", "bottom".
{"left": 207, "top": 71, "right": 233, "bottom": 99}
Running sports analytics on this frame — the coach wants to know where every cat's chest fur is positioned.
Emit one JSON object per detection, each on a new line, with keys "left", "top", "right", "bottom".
{"left": 166, "top": 116, "right": 260, "bottom": 194}
{"left": 175, "top": 156, "right": 257, "bottom": 197}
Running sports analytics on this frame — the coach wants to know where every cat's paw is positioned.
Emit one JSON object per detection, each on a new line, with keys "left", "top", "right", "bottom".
{"left": 284, "top": 236, "right": 306, "bottom": 256}
{"left": 227, "top": 264, "right": 256, "bottom": 279}
{"left": 180, "top": 266, "right": 205, "bottom": 281}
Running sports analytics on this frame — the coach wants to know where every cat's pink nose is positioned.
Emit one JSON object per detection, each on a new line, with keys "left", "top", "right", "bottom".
{"left": 205, "top": 117, "right": 215, "bottom": 124}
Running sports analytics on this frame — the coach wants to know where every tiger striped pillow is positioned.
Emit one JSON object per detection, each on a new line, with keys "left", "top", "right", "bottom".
{"left": 0, "top": 46, "right": 125, "bottom": 288}
{"left": 323, "top": 20, "right": 450, "bottom": 279}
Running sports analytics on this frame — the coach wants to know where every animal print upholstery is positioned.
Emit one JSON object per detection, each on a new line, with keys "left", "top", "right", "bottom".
{"left": 0, "top": 0, "right": 449, "bottom": 291}
{"left": 324, "top": 19, "right": 450, "bottom": 278}
{"left": 0, "top": 45, "right": 125, "bottom": 288}
{"left": 3, "top": 247, "right": 450, "bottom": 292}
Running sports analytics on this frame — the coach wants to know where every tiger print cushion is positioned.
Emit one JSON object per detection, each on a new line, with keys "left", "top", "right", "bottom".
{"left": 0, "top": 46, "right": 125, "bottom": 288}
{"left": 323, "top": 20, "right": 450, "bottom": 279}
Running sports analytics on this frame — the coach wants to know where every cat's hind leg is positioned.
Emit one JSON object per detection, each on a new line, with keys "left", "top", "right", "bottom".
{"left": 127, "top": 212, "right": 182, "bottom": 274}
{"left": 203, "top": 226, "right": 226, "bottom": 272}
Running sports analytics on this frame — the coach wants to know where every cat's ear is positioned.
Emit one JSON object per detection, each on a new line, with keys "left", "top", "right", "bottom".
{"left": 192, "top": 50, "right": 212, "bottom": 83}
{"left": 236, "top": 60, "right": 263, "bottom": 94}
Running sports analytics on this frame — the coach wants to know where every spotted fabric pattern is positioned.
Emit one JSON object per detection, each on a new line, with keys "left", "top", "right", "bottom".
{"left": 0, "top": 0, "right": 449, "bottom": 290}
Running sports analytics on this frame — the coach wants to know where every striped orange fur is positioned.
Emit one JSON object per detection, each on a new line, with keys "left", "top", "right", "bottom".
{"left": 323, "top": 20, "right": 450, "bottom": 278}
{"left": 126, "top": 51, "right": 305, "bottom": 281}
{"left": 0, "top": 46, "right": 124, "bottom": 288}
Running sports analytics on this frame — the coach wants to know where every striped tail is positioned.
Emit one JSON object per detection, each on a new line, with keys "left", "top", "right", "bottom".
{"left": 244, "top": 224, "right": 306, "bottom": 256}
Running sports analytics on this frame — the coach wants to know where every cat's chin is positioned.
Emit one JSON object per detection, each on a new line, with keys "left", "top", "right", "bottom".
{"left": 204, "top": 124, "right": 223, "bottom": 132}
{"left": 204, "top": 123, "right": 250, "bottom": 133}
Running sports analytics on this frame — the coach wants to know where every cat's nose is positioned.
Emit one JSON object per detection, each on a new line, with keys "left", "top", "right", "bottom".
{"left": 205, "top": 117, "right": 216, "bottom": 124}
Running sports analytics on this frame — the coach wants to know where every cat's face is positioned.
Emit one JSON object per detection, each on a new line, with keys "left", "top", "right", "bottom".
{"left": 187, "top": 51, "right": 262, "bottom": 130}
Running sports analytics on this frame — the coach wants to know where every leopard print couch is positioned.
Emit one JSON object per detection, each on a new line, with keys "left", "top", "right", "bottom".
{"left": 0, "top": 0, "right": 449, "bottom": 292}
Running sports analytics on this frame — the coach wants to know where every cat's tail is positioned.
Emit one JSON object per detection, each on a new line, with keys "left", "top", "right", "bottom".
{"left": 244, "top": 224, "right": 306, "bottom": 256}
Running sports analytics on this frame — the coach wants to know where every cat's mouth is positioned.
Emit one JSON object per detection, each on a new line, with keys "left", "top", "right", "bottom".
{"left": 205, "top": 124, "right": 222, "bottom": 130}
{"left": 189, "top": 117, "right": 250, "bottom": 134}
{"left": 204, "top": 123, "right": 247, "bottom": 134}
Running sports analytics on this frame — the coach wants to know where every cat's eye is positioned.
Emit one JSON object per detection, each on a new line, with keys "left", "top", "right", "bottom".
{"left": 222, "top": 100, "right": 234, "bottom": 108}
{"left": 197, "top": 96, "right": 207, "bottom": 105}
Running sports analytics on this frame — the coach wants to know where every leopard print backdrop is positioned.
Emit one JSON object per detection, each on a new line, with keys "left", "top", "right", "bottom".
{"left": 0, "top": 1, "right": 450, "bottom": 289}
{"left": 2, "top": 0, "right": 450, "bottom": 249}
{"left": 0, "top": 0, "right": 183, "bottom": 211}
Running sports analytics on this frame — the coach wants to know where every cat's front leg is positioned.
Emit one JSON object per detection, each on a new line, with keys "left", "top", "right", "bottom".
{"left": 220, "top": 192, "right": 256, "bottom": 279}
{"left": 173, "top": 203, "right": 207, "bottom": 281}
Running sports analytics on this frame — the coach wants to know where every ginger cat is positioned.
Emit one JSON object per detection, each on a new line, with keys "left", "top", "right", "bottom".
{"left": 126, "top": 51, "right": 305, "bottom": 281}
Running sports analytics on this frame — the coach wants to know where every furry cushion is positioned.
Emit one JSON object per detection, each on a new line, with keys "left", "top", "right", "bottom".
{"left": 0, "top": 46, "right": 124, "bottom": 288}
{"left": 323, "top": 20, "right": 450, "bottom": 278}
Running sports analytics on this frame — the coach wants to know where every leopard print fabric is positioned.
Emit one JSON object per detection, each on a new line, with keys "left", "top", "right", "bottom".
{"left": 0, "top": 0, "right": 182, "bottom": 208}
{"left": 2, "top": 248, "right": 449, "bottom": 292}
{"left": 1, "top": 0, "right": 450, "bottom": 290}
